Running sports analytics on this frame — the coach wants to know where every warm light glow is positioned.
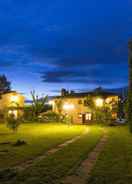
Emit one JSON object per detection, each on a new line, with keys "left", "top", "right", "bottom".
{"left": 10, "top": 95, "right": 19, "bottom": 103}
{"left": 78, "top": 113, "right": 82, "bottom": 118}
{"left": 8, "top": 110, "right": 18, "bottom": 118}
{"left": 48, "top": 100, "right": 54, "bottom": 105}
{"left": 95, "top": 98, "right": 104, "bottom": 107}
{"left": 63, "top": 103, "right": 74, "bottom": 111}
{"left": 85, "top": 113, "right": 92, "bottom": 120}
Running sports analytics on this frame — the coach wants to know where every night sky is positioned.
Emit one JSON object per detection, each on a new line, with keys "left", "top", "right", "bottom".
{"left": 0, "top": 0, "right": 130, "bottom": 98}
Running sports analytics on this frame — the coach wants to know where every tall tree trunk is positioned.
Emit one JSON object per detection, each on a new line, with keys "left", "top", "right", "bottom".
{"left": 128, "top": 41, "right": 132, "bottom": 132}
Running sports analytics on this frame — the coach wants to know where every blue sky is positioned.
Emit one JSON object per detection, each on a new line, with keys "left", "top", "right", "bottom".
{"left": 0, "top": 0, "right": 131, "bottom": 99}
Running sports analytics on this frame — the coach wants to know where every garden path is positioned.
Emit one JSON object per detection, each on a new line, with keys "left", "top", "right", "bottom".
{"left": 61, "top": 130, "right": 108, "bottom": 184}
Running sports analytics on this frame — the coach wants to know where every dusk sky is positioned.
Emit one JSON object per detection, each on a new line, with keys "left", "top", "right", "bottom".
{"left": 0, "top": 0, "right": 131, "bottom": 98}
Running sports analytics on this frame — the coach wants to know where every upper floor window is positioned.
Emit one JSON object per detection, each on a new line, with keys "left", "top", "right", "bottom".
{"left": 78, "top": 100, "right": 82, "bottom": 104}
{"left": 84, "top": 100, "right": 88, "bottom": 106}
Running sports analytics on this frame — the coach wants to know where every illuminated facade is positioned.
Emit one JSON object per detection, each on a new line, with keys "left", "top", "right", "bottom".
{"left": 51, "top": 89, "right": 119, "bottom": 124}
{"left": 0, "top": 91, "right": 25, "bottom": 119}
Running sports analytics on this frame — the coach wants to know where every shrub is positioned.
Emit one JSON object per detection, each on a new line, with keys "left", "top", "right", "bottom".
{"left": 23, "top": 106, "right": 34, "bottom": 121}
{"left": 62, "top": 115, "right": 73, "bottom": 125}
{"left": 0, "top": 168, "right": 17, "bottom": 182}
{"left": 13, "top": 140, "right": 27, "bottom": 147}
{"left": 38, "top": 111, "right": 61, "bottom": 122}
{"left": 6, "top": 113, "right": 20, "bottom": 132}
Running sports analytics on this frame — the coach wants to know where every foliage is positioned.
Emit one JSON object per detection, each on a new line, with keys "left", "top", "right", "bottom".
{"left": 54, "top": 98, "right": 64, "bottom": 122}
{"left": 31, "top": 90, "right": 48, "bottom": 118}
{"left": 6, "top": 113, "right": 20, "bottom": 132}
{"left": 85, "top": 95, "right": 95, "bottom": 110}
{"left": 55, "top": 99, "right": 63, "bottom": 115}
{"left": 128, "top": 41, "right": 132, "bottom": 132}
{"left": 13, "top": 140, "right": 27, "bottom": 147}
{"left": 23, "top": 106, "right": 34, "bottom": 121}
{"left": 38, "top": 111, "right": 61, "bottom": 122}
{"left": 62, "top": 114, "right": 73, "bottom": 125}
{"left": 0, "top": 74, "right": 11, "bottom": 94}
{"left": 85, "top": 95, "right": 117, "bottom": 124}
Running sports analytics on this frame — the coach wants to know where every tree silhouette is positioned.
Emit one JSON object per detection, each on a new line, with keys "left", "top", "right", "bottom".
{"left": 31, "top": 90, "right": 48, "bottom": 117}
{"left": 128, "top": 41, "right": 132, "bottom": 132}
{"left": 0, "top": 75, "right": 11, "bottom": 94}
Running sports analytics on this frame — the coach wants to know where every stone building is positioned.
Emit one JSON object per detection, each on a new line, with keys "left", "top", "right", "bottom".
{"left": 51, "top": 88, "right": 119, "bottom": 124}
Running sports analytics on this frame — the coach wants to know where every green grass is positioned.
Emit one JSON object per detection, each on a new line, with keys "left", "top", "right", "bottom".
{"left": 5, "top": 126, "right": 103, "bottom": 184}
{"left": 88, "top": 126, "right": 132, "bottom": 184}
{"left": 0, "top": 123, "right": 86, "bottom": 169}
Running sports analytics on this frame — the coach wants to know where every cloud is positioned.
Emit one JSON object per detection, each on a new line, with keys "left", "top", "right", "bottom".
{"left": 0, "top": 0, "right": 130, "bottom": 94}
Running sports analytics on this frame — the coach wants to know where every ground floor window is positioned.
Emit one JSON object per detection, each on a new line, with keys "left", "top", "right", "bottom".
{"left": 85, "top": 113, "right": 92, "bottom": 121}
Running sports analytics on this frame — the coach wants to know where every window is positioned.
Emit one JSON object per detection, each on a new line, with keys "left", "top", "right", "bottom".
{"left": 78, "top": 100, "right": 82, "bottom": 104}
{"left": 85, "top": 113, "right": 92, "bottom": 120}
{"left": 84, "top": 100, "right": 88, "bottom": 106}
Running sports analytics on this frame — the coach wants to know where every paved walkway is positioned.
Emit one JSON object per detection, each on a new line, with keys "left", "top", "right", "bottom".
{"left": 62, "top": 130, "right": 108, "bottom": 184}
{"left": 14, "top": 128, "right": 89, "bottom": 171}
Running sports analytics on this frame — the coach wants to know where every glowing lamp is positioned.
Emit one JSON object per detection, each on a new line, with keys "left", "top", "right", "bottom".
{"left": 95, "top": 98, "right": 104, "bottom": 107}
{"left": 48, "top": 100, "right": 54, "bottom": 105}
{"left": 8, "top": 110, "right": 18, "bottom": 118}
{"left": 63, "top": 103, "right": 74, "bottom": 111}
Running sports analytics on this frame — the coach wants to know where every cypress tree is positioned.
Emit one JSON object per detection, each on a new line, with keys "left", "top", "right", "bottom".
{"left": 128, "top": 41, "right": 132, "bottom": 132}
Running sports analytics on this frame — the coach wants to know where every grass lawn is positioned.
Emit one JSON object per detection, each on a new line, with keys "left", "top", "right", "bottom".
{"left": 88, "top": 126, "right": 132, "bottom": 184}
{"left": 3, "top": 126, "right": 103, "bottom": 184}
{"left": 0, "top": 123, "right": 87, "bottom": 169}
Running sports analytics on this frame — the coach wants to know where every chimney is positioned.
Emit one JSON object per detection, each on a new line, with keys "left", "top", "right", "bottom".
{"left": 70, "top": 90, "right": 75, "bottom": 95}
{"left": 61, "top": 88, "right": 67, "bottom": 96}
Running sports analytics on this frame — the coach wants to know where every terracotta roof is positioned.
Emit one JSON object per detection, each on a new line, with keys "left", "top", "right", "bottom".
{"left": 53, "top": 90, "right": 119, "bottom": 99}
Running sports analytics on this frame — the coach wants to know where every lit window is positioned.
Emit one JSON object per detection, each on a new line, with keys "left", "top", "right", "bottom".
{"left": 78, "top": 100, "right": 82, "bottom": 104}
{"left": 63, "top": 103, "right": 74, "bottom": 110}
{"left": 85, "top": 113, "right": 92, "bottom": 120}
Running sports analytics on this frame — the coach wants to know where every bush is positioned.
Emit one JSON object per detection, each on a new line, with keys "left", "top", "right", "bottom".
{"left": 38, "top": 111, "right": 61, "bottom": 122}
{"left": 62, "top": 115, "right": 73, "bottom": 125}
{"left": 0, "top": 168, "right": 17, "bottom": 182}
{"left": 13, "top": 140, "right": 27, "bottom": 147}
{"left": 6, "top": 114, "right": 20, "bottom": 132}
{"left": 23, "top": 106, "right": 34, "bottom": 121}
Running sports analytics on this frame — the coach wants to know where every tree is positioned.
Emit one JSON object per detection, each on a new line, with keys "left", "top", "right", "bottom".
{"left": 31, "top": 90, "right": 48, "bottom": 118}
{"left": 6, "top": 113, "right": 20, "bottom": 133}
{"left": 55, "top": 99, "right": 63, "bottom": 115}
{"left": 85, "top": 94, "right": 113, "bottom": 123}
{"left": 0, "top": 75, "right": 11, "bottom": 93}
{"left": 55, "top": 98, "right": 64, "bottom": 122}
{"left": 128, "top": 41, "right": 132, "bottom": 132}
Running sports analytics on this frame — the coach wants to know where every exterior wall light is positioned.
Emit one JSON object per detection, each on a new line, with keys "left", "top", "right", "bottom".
{"left": 95, "top": 98, "right": 104, "bottom": 107}
{"left": 63, "top": 103, "right": 74, "bottom": 111}
{"left": 48, "top": 100, "right": 54, "bottom": 106}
